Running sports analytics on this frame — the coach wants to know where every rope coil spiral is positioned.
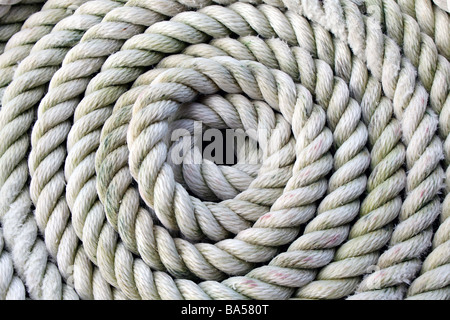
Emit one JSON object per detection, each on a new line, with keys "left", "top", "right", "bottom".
{"left": 0, "top": 0, "right": 448, "bottom": 300}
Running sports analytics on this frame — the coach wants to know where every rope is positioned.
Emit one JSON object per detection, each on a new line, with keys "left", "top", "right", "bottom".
{"left": 358, "top": 0, "right": 449, "bottom": 60}
{"left": 432, "top": 0, "right": 449, "bottom": 13}
{"left": 406, "top": 85, "right": 450, "bottom": 300}
{"left": 0, "top": 227, "right": 25, "bottom": 299}
{"left": 0, "top": 0, "right": 126, "bottom": 300}
{"left": 0, "top": 0, "right": 448, "bottom": 300}
{"left": 0, "top": 1, "right": 22, "bottom": 19}
{"left": 0, "top": 0, "right": 89, "bottom": 102}
{"left": 0, "top": 1, "right": 45, "bottom": 54}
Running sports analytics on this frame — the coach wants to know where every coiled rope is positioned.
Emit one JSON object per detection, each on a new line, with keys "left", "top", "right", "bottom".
{"left": 0, "top": 0, "right": 448, "bottom": 300}
{"left": 0, "top": 1, "right": 45, "bottom": 54}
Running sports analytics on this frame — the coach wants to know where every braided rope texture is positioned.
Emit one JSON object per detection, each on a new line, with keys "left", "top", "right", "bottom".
{"left": 0, "top": 0, "right": 448, "bottom": 300}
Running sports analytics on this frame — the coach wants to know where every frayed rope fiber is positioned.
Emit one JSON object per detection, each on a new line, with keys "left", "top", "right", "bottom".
{"left": 0, "top": 0, "right": 448, "bottom": 300}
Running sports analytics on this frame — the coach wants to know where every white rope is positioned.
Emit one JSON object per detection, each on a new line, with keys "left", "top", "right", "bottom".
{"left": 0, "top": 0, "right": 448, "bottom": 300}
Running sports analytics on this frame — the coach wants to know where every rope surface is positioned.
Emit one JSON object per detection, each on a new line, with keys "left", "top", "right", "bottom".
{"left": 0, "top": 0, "right": 448, "bottom": 300}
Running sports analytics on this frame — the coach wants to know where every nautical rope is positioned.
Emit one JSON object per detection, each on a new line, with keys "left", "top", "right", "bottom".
{"left": 0, "top": 1, "right": 44, "bottom": 54}
{"left": 372, "top": 0, "right": 450, "bottom": 301}
{"left": 294, "top": 86, "right": 406, "bottom": 299}
{"left": 432, "top": 0, "right": 449, "bottom": 13}
{"left": 0, "top": 0, "right": 127, "bottom": 300}
{"left": 0, "top": 0, "right": 89, "bottom": 102}
{"left": 0, "top": 1, "right": 22, "bottom": 19}
{"left": 323, "top": 0, "right": 448, "bottom": 299}
{"left": 0, "top": 0, "right": 448, "bottom": 300}
{"left": 0, "top": 227, "right": 25, "bottom": 299}
{"left": 291, "top": 0, "right": 449, "bottom": 300}
{"left": 406, "top": 91, "right": 450, "bottom": 300}
{"left": 358, "top": 0, "right": 449, "bottom": 60}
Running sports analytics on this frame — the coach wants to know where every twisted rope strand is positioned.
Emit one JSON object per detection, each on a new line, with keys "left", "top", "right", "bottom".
{"left": 0, "top": 1, "right": 44, "bottom": 54}
{"left": 401, "top": 4, "right": 450, "bottom": 299}
{"left": 359, "top": 0, "right": 450, "bottom": 125}
{"left": 0, "top": 0, "right": 447, "bottom": 300}
{"left": 406, "top": 95, "right": 450, "bottom": 300}
{"left": 378, "top": 0, "right": 450, "bottom": 300}
{"left": 0, "top": 0, "right": 126, "bottom": 300}
{"left": 348, "top": 47, "right": 446, "bottom": 299}
{"left": 363, "top": 0, "right": 450, "bottom": 60}
{"left": 0, "top": 186, "right": 79, "bottom": 299}
{"left": 292, "top": 0, "right": 450, "bottom": 118}
{"left": 295, "top": 90, "right": 406, "bottom": 299}
{"left": 30, "top": 0, "right": 183, "bottom": 269}
{"left": 0, "top": 1, "right": 21, "bottom": 20}
{"left": 0, "top": 227, "right": 25, "bottom": 299}
{"left": 0, "top": 0, "right": 89, "bottom": 103}
{"left": 285, "top": 0, "right": 447, "bottom": 300}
